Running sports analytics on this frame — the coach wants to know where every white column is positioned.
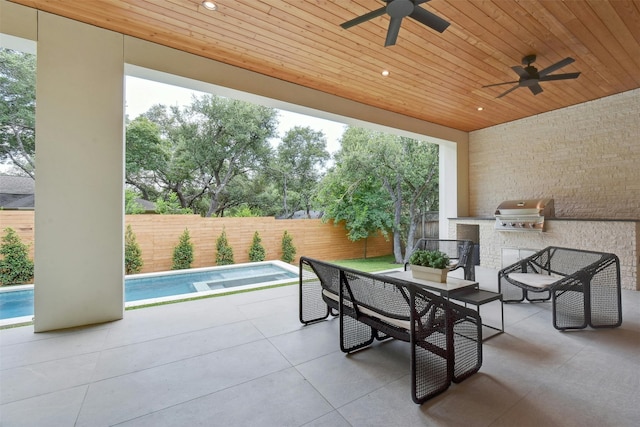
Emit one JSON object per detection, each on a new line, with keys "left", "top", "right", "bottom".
{"left": 439, "top": 141, "right": 458, "bottom": 239}
{"left": 34, "top": 12, "right": 124, "bottom": 331}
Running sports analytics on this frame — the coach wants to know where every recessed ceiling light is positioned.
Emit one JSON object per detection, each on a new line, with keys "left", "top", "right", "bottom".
{"left": 477, "top": 107, "right": 484, "bottom": 111}
{"left": 381, "top": 70, "right": 390, "bottom": 77}
{"left": 202, "top": 1, "right": 217, "bottom": 11}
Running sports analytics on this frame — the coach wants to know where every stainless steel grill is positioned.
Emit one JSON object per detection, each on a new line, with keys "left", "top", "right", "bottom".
{"left": 494, "top": 198, "right": 554, "bottom": 231}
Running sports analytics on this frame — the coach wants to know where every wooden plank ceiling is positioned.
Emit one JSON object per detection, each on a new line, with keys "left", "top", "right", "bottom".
{"left": 9, "top": 0, "right": 640, "bottom": 132}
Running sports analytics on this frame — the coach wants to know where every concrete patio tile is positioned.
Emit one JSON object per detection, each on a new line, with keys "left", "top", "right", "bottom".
{"left": 116, "top": 367, "right": 333, "bottom": 427}
{"left": 1, "top": 352, "right": 99, "bottom": 404}
{"left": 301, "top": 410, "right": 352, "bottom": 427}
{"left": 296, "top": 339, "right": 409, "bottom": 408}
{"left": 0, "top": 385, "right": 88, "bottom": 427}
{"left": 92, "top": 320, "right": 264, "bottom": 380}
{"left": 0, "top": 327, "right": 109, "bottom": 370}
{"left": 75, "top": 340, "right": 290, "bottom": 426}
{"left": 269, "top": 317, "right": 340, "bottom": 365}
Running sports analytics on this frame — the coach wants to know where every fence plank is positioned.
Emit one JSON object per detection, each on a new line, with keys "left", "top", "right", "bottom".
{"left": 0, "top": 212, "right": 393, "bottom": 273}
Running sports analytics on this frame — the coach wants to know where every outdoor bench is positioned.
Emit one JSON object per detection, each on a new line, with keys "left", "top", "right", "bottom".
{"left": 299, "top": 257, "right": 482, "bottom": 404}
{"left": 499, "top": 246, "right": 622, "bottom": 330}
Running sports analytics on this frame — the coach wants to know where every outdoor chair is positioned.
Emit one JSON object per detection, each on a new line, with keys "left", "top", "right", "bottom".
{"left": 499, "top": 246, "right": 622, "bottom": 330}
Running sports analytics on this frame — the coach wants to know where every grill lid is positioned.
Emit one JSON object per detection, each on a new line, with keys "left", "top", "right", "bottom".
{"left": 494, "top": 198, "right": 554, "bottom": 231}
{"left": 495, "top": 198, "right": 555, "bottom": 217}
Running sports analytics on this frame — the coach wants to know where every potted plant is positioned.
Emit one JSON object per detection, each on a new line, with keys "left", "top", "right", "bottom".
{"left": 408, "top": 250, "right": 450, "bottom": 283}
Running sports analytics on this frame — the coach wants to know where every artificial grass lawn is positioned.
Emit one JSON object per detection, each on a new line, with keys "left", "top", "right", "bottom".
{"left": 330, "top": 254, "right": 401, "bottom": 273}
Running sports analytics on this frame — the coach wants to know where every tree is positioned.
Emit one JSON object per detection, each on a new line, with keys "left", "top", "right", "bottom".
{"left": 280, "top": 230, "right": 296, "bottom": 263}
{"left": 172, "top": 228, "right": 194, "bottom": 270}
{"left": 125, "top": 116, "right": 169, "bottom": 201}
{"left": 124, "top": 225, "right": 143, "bottom": 274}
{"left": 0, "top": 48, "right": 36, "bottom": 177}
{"left": 271, "top": 126, "right": 330, "bottom": 217}
{"left": 318, "top": 126, "right": 438, "bottom": 263}
{"left": 215, "top": 228, "right": 234, "bottom": 265}
{"left": 0, "top": 227, "right": 34, "bottom": 285}
{"left": 155, "top": 192, "right": 193, "bottom": 214}
{"left": 248, "top": 231, "right": 266, "bottom": 262}
{"left": 173, "top": 95, "right": 278, "bottom": 217}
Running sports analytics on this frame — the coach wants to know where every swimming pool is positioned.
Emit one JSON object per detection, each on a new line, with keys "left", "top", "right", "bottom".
{"left": 0, "top": 261, "right": 299, "bottom": 324}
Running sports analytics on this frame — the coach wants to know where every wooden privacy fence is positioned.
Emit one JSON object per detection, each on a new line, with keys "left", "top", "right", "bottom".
{"left": 0, "top": 211, "right": 393, "bottom": 273}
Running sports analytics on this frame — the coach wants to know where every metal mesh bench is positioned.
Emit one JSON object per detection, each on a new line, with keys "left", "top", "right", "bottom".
{"left": 498, "top": 246, "right": 622, "bottom": 330}
{"left": 299, "top": 257, "right": 482, "bottom": 404}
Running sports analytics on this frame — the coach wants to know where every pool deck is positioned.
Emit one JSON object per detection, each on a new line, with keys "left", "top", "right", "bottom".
{"left": 1, "top": 266, "right": 639, "bottom": 426}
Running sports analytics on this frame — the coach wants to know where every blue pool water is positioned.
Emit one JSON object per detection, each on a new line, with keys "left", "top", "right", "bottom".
{"left": 0, "top": 263, "right": 298, "bottom": 321}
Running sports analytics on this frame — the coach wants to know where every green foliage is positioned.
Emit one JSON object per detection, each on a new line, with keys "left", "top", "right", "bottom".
{"left": 227, "top": 204, "right": 262, "bottom": 217}
{"left": 408, "top": 250, "right": 449, "bottom": 270}
{"left": 0, "top": 48, "right": 36, "bottom": 177}
{"left": 215, "top": 228, "right": 234, "bottom": 265}
{"left": 318, "top": 126, "right": 439, "bottom": 263}
{"left": 125, "top": 189, "right": 145, "bottom": 214}
{"left": 248, "top": 231, "right": 266, "bottom": 262}
{"left": 280, "top": 230, "right": 296, "bottom": 263}
{"left": 124, "top": 225, "right": 143, "bottom": 274}
{"left": 172, "top": 228, "right": 194, "bottom": 270}
{"left": 270, "top": 126, "right": 330, "bottom": 217}
{"left": 0, "top": 227, "right": 34, "bottom": 285}
{"left": 156, "top": 192, "right": 193, "bottom": 214}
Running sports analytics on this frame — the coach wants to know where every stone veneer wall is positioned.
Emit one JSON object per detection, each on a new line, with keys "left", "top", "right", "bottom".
{"left": 458, "top": 88, "right": 640, "bottom": 290}
{"left": 468, "top": 88, "right": 640, "bottom": 218}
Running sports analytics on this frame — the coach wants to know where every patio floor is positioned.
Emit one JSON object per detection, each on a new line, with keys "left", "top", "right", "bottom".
{"left": 1, "top": 266, "right": 639, "bottom": 426}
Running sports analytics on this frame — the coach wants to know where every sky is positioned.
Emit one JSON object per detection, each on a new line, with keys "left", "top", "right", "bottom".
{"left": 125, "top": 76, "right": 347, "bottom": 155}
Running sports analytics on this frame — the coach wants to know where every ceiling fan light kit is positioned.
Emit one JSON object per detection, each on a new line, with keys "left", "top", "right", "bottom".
{"left": 340, "top": 0, "right": 450, "bottom": 47}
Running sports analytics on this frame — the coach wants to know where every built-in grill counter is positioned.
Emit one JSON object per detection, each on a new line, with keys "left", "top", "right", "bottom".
{"left": 494, "top": 198, "right": 554, "bottom": 232}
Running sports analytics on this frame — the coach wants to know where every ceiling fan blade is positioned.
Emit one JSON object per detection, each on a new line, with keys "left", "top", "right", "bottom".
{"left": 511, "top": 65, "right": 529, "bottom": 78}
{"left": 340, "top": 7, "right": 387, "bottom": 29}
{"left": 496, "top": 85, "right": 520, "bottom": 99}
{"left": 482, "top": 80, "right": 519, "bottom": 88}
{"left": 409, "top": 6, "right": 450, "bottom": 33}
{"left": 540, "top": 72, "right": 581, "bottom": 81}
{"left": 538, "top": 57, "right": 575, "bottom": 77}
{"left": 385, "top": 16, "right": 403, "bottom": 46}
{"left": 529, "top": 83, "right": 543, "bottom": 96}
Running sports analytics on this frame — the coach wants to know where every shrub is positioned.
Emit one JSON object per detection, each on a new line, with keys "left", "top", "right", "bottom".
{"left": 248, "top": 231, "right": 266, "bottom": 262}
{"left": 281, "top": 230, "right": 296, "bottom": 263}
{"left": 408, "top": 250, "right": 450, "bottom": 269}
{"left": 0, "top": 227, "right": 34, "bottom": 285}
{"left": 172, "top": 228, "right": 194, "bottom": 270}
{"left": 124, "top": 225, "right": 143, "bottom": 274}
{"left": 124, "top": 189, "right": 145, "bottom": 214}
{"left": 215, "top": 228, "right": 234, "bottom": 265}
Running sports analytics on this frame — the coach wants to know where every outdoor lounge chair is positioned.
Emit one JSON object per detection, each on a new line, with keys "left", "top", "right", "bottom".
{"left": 498, "top": 246, "right": 622, "bottom": 330}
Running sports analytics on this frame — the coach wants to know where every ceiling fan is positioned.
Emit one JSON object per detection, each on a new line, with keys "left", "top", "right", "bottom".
{"left": 483, "top": 55, "right": 581, "bottom": 98}
{"left": 340, "top": 0, "right": 450, "bottom": 47}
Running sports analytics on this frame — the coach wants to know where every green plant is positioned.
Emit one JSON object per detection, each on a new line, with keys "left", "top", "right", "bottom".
{"left": 156, "top": 192, "right": 193, "bottom": 215}
{"left": 124, "top": 225, "right": 143, "bottom": 274}
{"left": 0, "top": 227, "right": 34, "bottom": 285}
{"left": 408, "top": 250, "right": 449, "bottom": 270}
{"left": 248, "top": 231, "right": 266, "bottom": 262}
{"left": 172, "top": 228, "right": 194, "bottom": 270}
{"left": 215, "top": 228, "right": 234, "bottom": 265}
{"left": 280, "top": 230, "right": 296, "bottom": 263}
{"left": 124, "top": 189, "right": 145, "bottom": 214}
